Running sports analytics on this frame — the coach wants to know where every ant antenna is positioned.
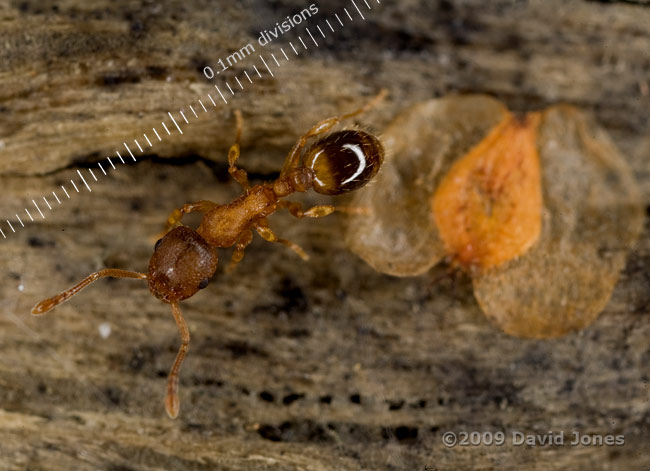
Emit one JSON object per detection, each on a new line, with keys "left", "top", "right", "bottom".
{"left": 165, "top": 302, "right": 189, "bottom": 419}
{"left": 31, "top": 269, "right": 148, "bottom": 315}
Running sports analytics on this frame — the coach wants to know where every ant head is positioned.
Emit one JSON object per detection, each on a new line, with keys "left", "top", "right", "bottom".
{"left": 148, "top": 226, "right": 218, "bottom": 303}
{"left": 303, "top": 130, "right": 384, "bottom": 195}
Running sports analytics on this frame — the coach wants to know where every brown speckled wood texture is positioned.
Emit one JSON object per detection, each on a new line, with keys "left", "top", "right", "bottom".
{"left": 1, "top": 0, "right": 649, "bottom": 470}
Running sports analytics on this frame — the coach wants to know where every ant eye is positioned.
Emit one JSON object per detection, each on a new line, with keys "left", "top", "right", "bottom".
{"left": 304, "top": 130, "right": 384, "bottom": 195}
{"left": 154, "top": 238, "right": 163, "bottom": 250}
{"left": 198, "top": 278, "right": 209, "bottom": 290}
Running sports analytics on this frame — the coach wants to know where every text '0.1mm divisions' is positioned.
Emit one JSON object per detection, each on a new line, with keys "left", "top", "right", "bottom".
{"left": 203, "top": 4, "right": 319, "bottom": 77}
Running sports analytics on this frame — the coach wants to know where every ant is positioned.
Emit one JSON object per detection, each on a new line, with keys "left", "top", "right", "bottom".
{"left": 31, "top": 90, "right": 387, "bottom": 418}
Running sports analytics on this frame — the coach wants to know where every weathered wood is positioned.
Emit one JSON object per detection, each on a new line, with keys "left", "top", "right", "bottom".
{"left": 1, "top": 0, "right": 649, "bottom": 470}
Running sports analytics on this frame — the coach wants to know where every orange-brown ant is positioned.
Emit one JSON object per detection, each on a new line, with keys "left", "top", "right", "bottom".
{"left": 31, "top": 90, "right": 387, "bottom": 418}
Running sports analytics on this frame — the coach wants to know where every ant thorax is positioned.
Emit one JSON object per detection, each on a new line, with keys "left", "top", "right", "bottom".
{"left": 196, "top": 186, "right": 278, "bottom": 247}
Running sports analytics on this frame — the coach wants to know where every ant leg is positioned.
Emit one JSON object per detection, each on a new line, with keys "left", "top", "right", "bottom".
{"left": 226, "top": 228, "right": 254, "bottom": 273}
{"left": 279, "top": 201, "right": 370, "bottom": 218}
{"left": 31, "top": 269, "right": 148, "bottom": 315}
{"left": 278, "top": 200, "right": 335, "bottom": 219}
{"left": 254, "top": 218, "right": 309, "bottom": 261}
{"left": 280, "top": 89, "right": 388, "bottom": 176}
{"left": 164, "top": 200, "right": 219, "bottom": 231}
{"left": 326, "top": 205, "right": 372, "bottom": 216}
{"left": 227, "top": 110, "right": 250, "bottom": 191}
{"left": 165, "top": 302, "right": 189, "bottom": 419}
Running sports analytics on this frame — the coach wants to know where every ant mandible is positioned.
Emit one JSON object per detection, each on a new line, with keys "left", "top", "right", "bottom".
{"left": 31, "top": 89, "right": 387, "bottom": 419}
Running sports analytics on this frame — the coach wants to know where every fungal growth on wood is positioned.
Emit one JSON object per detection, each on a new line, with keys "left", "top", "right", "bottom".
{"left": 345, "top": 95, "right": 643, "bottom": 338}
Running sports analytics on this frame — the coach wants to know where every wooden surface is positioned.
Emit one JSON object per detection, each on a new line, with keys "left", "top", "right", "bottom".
{"left": 1, "top": 0, "right": 649, "bottom": 470}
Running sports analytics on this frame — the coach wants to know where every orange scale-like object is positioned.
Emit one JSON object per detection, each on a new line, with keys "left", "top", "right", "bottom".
{"left": 432, "top": 112, "right": 542, "bottom": 271}
{"left": 346, "top": 96, "right": 643, "bottom": 338}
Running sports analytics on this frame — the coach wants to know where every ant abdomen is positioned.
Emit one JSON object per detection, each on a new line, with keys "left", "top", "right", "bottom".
{"left": 148, "top": 226, "right": 218, "bottom": 303}
{"left": 304, "top": 130, "right": 384, "bottom": 195}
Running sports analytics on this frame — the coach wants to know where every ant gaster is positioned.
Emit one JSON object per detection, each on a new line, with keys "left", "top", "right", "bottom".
{"left": 32, "top": 90, "right": 387, "bottom": 418}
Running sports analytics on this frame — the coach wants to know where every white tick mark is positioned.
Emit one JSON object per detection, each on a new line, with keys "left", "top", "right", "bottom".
{"left": 122, "top": 142, "right": 136, "bottom": 163}
{"left": 32, "top": 199, "right": 45, "bottom": 218}
{"left": 351, "top": 0, "right": 365, "bottom": 19}
{"left": 168, "top": 112, "right": 183, "bottom": 134}
{"left": 260, "top": 56, "right": 274, "bottom": 77}
{"left": 77, "top": 169, "right": 91, "bottom": 192}
{"left": 306, "top": 28, "right": 318, "bottom": 46}
{"left": 215, "top": 85, "right": 228, "bottom": 104}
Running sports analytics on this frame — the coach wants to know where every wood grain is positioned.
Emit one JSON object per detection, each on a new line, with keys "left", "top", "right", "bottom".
{"left": 1, "top": 0, "right": 649, "bottom": 470}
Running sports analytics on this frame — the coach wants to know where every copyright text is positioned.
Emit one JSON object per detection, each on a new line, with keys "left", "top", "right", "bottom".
{"left": 441, "top": 430, "right": 625, "bottom": 448}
